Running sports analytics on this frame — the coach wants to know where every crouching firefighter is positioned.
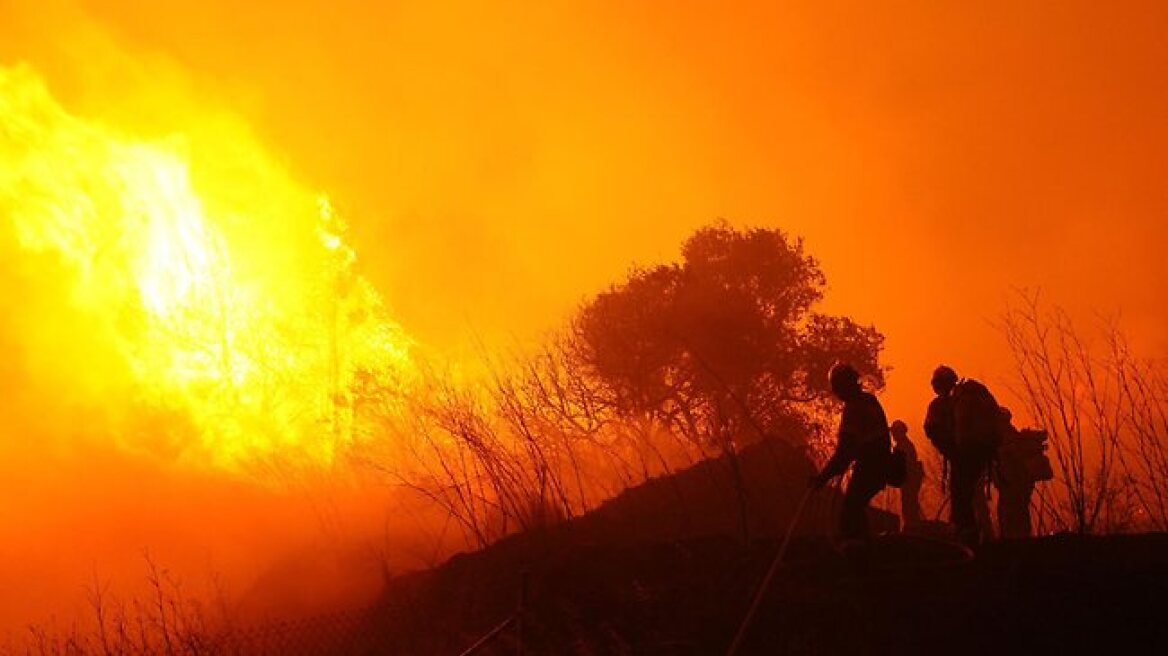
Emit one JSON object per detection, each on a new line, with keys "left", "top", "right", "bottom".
{"left": 809, "top": 363, "right": 892, "bottom": 548}
{"left": 993, "top": 407, "right": 1054, "bottom": 539}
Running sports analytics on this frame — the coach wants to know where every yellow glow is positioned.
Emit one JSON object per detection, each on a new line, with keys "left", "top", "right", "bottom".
{"left": 0, "top": 64, "right": 413, "bottom": 475}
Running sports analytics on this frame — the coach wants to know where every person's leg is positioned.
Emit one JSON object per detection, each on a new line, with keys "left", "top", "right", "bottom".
{"left": 1020, "top": 483, "right": 1034, "bottom": 537}
{"left": 903, "top": 477, "right": 923, "bottom": 528}
{"left": 997, "top": 485, "right": 1010, "bottom": 539}
{"left": 999, "top": 483, "right": 1034, "bottom": 539}
{"left": 840, "top": 479, "right": 867, "bottom": 541}
{"left": 841, "top": 469, "right": 884, "bottom": 541}
{"left": 973, "top": 480, "right": 993, "bottom": 542}
{"left": 950, "top": 458, "right": 979, "bottom": 546}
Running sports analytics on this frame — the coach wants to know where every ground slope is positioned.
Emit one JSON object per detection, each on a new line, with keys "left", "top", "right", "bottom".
{"left": 359, "top": 442, "right": 1168, "bottom": 655}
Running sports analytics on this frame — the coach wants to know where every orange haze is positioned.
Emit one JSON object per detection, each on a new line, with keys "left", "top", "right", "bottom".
{"left": 5, "top": 0, "right": 1166, "bottom": 410}
{"left": 0, "top": 0, "right": 1166, "bottom": 632}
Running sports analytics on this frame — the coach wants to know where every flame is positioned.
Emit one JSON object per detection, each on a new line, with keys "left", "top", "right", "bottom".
{"left": 0, "top": 64, "right": 412, "bottom": 476}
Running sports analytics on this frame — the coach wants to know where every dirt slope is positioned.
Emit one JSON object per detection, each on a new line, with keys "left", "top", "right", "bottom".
{"left": 359, "top": 442, "right": 1168, "bottom": 655}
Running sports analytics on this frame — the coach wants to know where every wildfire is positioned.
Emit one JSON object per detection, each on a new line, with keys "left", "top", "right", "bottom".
{"left": 0, "top": 64, "right": 413, "bottom": 476}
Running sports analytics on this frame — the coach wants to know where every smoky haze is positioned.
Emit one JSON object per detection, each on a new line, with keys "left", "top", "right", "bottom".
{"left": 22, "top": 0, "right": 1160, "bottom": 406}
{"left": 0, "top": 0, "right": 1166, "bottom": 636}
{"left": 9, "top": 1, "right": 1166, "bottom": 366}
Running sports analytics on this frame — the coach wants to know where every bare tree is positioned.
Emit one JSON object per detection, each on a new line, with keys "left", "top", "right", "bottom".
{"left": 1001, "top": 291, "right": 1168, "bottom": 534}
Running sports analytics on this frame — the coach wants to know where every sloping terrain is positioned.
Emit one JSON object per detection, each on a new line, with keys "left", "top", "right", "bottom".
{"left": 357, "top": 442, "right": 1168, "bottom": 655}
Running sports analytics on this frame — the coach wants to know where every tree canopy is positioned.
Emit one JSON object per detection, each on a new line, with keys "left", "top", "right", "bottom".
{"left": 572, "top": 223, "right": 884, "bottom": 448}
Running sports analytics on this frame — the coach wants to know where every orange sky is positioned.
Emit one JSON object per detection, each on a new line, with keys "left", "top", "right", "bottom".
{"left": 2, "top": 0, "right": 1166, "bottom": 449}
{"left": 1, "top": 0, "right": 1167, "bottom": 633}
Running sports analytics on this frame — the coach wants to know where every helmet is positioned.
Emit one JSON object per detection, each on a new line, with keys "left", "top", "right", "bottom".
{"left": 829, "top": 363, "right": 860, "bottom": 392}
{"left": 890, "top": 419, "right": 908, "bottom": 435}
{"left": 931, "top": 365, "right": 958, "bottom": 389}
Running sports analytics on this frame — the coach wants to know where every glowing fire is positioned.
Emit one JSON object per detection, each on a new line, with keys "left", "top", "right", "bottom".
{"left": 0, "top": 64, "right": 412, "bottom": 475}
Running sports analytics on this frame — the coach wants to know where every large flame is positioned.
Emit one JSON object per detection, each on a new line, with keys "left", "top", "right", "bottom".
{"left": 0, "top": 64, "right": 412, "bottom": 476}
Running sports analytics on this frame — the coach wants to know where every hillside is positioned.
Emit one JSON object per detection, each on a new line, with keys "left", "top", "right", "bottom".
{"left": 353, "top": 441, "right": 1168, "bottom": 655}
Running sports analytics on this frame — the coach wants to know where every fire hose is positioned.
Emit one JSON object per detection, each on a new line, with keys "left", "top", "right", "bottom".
{"left": 724, "top": 486, "right": 814, "bottom": 656}
{"left": 723, "top": 484, "right": 974, "bottom": 656}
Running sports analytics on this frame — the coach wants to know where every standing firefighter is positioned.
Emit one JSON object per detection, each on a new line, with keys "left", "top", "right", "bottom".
{"left": 891, "top": 420, "right": 925, "bottom": 530}
{"left": 810, "top": 363, "right": 891, "bottom": 547}
{"left": 926, "top": 365, "right": 998, "bottom": 547}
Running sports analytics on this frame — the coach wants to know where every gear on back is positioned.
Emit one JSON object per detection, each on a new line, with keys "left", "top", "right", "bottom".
{"left": 997, "top": 428, "right": 1054, "bottom": 484}
{"left": 951, "top": 379, "right": 1004, "bottom": 453}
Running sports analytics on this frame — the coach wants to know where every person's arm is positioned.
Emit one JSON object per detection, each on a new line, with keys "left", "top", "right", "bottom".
{"left": 811, "top": 405, "right": 860, "bottom": 487}
{"left": 819, "top": 433, "right": 857, "bottom": 480}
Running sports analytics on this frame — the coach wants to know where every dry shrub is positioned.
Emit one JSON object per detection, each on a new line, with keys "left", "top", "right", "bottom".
{"left": 1001, "top": 291, "right": 1168, "bottom": 534}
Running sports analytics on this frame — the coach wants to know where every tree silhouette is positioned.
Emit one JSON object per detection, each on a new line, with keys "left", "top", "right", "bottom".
{"left": 572, "top": 222, "right": 884, "bottom": 451}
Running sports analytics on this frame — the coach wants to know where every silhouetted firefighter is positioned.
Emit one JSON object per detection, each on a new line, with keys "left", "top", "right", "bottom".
{"left": 992, "top": 406, "right": 1053, "bottom": 539}
{"left": 809, "top": 363, "right": 891, "bottom": 548}
{"left": 924, "top": 365, "right": 996, "bottom": 547}
{"left": 890, "top": 420, "right": 925, "bottom": 530}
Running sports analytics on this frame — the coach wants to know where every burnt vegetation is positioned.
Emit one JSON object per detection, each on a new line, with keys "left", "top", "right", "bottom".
{"left": 1002, "top": 291, "right": 1168, "bottom": 534}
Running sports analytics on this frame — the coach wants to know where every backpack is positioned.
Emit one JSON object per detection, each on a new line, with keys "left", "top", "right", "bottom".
{"left": 996, "top": 428, "right": 1054, "bottom": 484}
{"left": 951, "top": 379, "right": 1004, "bottom": 453}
